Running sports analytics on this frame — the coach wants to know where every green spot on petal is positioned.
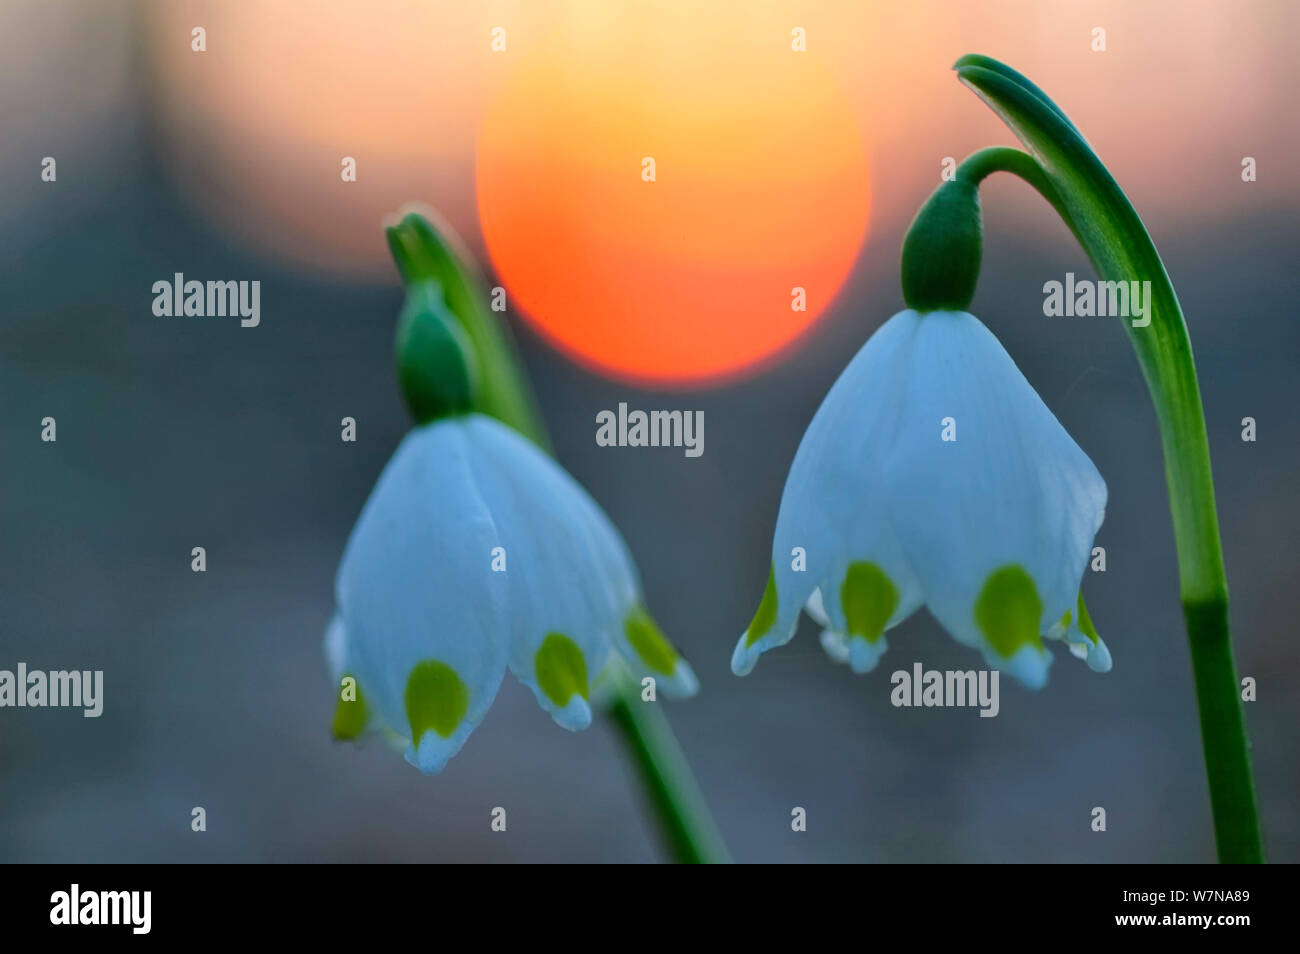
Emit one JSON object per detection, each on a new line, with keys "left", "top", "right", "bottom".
{"left": 744, "top": 562, "right": 778, "bottom": 647}
{"left": 974, "top": 565, "right": 1044, "bottom": 658}
{"left": 1058, "top": 609, "right": 1072, "bottom": 630}
{"left": 331, "top": 675, "right": 368, "bottom": 741}
{"left": 535, "top": 633, "right": 588, "bottom": 707}
{"left": 405, "top": 660, "right": 470, "bottom": 744}
{"left": 1075, "top": 591, "right": 1100, "bottom": 645}
{"left": 625, "top": 606, "right": 679, "bottom": 674}
{"left": 840, "top": 561, "right": 899, "bottom": 644}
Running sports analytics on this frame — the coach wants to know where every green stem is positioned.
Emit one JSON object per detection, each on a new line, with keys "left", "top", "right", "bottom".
{"left": 950, "top": 55, "right": 1262, "bottom": 861}
{"left": 387, "top": 211, "right": 728, "bottom": 864}
{"left": 957, "top": 146, "right": 1068, "bottom": 221}
{"left": 1185, "top": 599, "right": 1260, "bottom": 861}
{"left": 606, "top": 667, "right": 731, "bottom": 864}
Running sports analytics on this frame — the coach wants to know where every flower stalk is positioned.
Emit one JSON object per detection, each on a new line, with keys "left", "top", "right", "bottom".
{"left": 913, "top": 55, "right": 1262, "bottom": 861}
{"left": 385, "top": 211, "right": 728, "bottom": 864}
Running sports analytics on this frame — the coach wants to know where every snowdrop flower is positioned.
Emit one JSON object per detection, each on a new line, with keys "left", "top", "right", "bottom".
{"left": 326, "top": 283, "right": 696, "bottom": 774}
{"left": 732, "top": 307, "right": 1111, "bottom": 689}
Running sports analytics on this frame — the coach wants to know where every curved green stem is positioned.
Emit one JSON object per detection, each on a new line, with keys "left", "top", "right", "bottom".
{"left": 957, "top": 147, "right": 1067, "bottom": 220}
{"left": 950, "top": 55, "right": 1262, "bottom": 861}
{"left": 387, "top": 211, "right": 728, "bottom": 864}
{"left": 605, "top": 664, "right": 731, "bottom": 864}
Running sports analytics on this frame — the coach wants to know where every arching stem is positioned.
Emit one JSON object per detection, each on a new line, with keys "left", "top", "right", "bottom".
{"left": 922, "top": 56, "right": 1262, "bottom": 862}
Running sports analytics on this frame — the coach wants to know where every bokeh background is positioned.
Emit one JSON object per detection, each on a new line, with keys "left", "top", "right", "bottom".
{"left": 2, "top": 0, "right": 1297, "bottom": 862}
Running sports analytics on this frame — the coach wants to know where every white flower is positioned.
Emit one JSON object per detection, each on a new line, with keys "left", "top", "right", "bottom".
{"left": 732, "top": 309, "right": 1111, "bottom": 688}
{"left": 327, "top": 413, "right": 697, "bottom": 774}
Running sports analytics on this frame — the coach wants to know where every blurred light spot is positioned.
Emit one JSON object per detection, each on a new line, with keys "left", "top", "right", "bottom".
{"left": 146, "top": 0, "right": 550, "bottom": 277}
{"left": 476, "top": 8, "right": 870, "bottom": 384}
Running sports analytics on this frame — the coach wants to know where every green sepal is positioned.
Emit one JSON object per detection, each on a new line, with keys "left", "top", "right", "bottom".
{"left": 900, "top": 178, "right": 983, "bottom": 313}
{"left": 395, "top": 280, "right": 477, "bottom": 423}
{"left": 386, "top": 212, "right": 550, "bottom": 448}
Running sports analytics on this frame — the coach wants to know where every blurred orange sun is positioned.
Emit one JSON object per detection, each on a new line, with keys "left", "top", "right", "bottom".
{"left": 476, "top": 15, "right": 870, "bottom": 386}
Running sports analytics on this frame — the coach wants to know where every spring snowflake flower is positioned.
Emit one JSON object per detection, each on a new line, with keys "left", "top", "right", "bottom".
{"left": 326, "top": 413, "right": 697, "bottom": 774}
{"left": 732, "top": 308, "right": 1111, "bottom": 688}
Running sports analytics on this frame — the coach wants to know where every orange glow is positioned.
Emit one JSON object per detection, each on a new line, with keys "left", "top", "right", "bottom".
{"left": 476, "top": 12, "right": 870, "bottom": 385}
{"left": 145, "top": 0, "right": 555, "bottom": 277}
{"left": 137, "top": 0, "right": 1299, "bottom": 353}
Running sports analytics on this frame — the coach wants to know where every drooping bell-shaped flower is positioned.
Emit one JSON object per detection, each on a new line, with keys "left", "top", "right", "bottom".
{"left": 732, "top": 308, "right": 1109, "bottom": 688}
{"left": 733, "top": 178, "right": 1111, "bottom": 689}
{"left": 327, "top": 282, "right": 696, "bottom": 774}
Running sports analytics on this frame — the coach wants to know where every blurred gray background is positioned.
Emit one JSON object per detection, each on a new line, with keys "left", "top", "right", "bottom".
{"left": 1, "top": 0, "right": 1296, "bottom": 862}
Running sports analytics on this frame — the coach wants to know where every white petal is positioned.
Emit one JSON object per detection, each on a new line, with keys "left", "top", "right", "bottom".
{"left": 547, "top": 452, "right": 699, "bottom": 699}
{"left": 467, "top": 419, "right": 697, "bottom": 702}
{"left": 820, "top": 625, "right": 891, "bottom": 674}
{"left": 1065, "top": 593, "right": 1113, "bottom": 674}
{"left": 819, "top": 627, "right": 851, "bottom": 664}
{"left": 986, "top": 644, "right": 1054, "bottom": 690}
{"left": 324, "top": 614, "right": 349, "bottom": 684}
{"left": 1043, "top": 614, "right": 1070, "bottom": 642}
{"left": 336, "top": 419, "right": 509, "bottom": 773}
{"left": 734, "top": 310, "right": 925, "bottom": 675}
{"left": 847, "top": 633, "right": 890, "bottom": 674}
{"left": 462, "top": 415, "right": 630, "bottom": 729}
{"left": 1082, "top": 637, "right": 1112, "bottom": 673}
{"left": 804, "top": 588, "right": 830, "bottom": 627}
{"left": 612, "top": 605, "right": 699, "bottom": 698}
{"left": 882, "top": 311, "right": 1107, "bottom": 687}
